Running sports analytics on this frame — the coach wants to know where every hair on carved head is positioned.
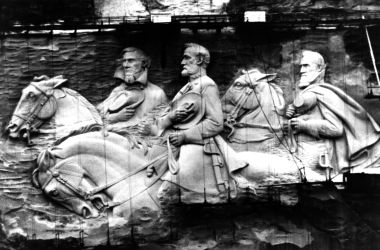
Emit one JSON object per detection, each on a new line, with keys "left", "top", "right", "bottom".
{"left": 121, "top": 47, "right": 151, "bottom": 69}
{"left": 184, "top": 43, "right": 210, "bottom": 68}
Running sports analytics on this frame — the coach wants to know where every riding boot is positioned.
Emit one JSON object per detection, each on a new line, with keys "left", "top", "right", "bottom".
{"left": 231, "top": 173, "right": 257, "bottom": 195}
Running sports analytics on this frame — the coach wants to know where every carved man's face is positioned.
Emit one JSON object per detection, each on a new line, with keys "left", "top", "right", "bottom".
{"left": 299, "top": 54, "right": 323, "bottom": 88}
{"left": 121, "top": 51, "right": 144, "bottom": 83}
{"left": 181, "top": 47, "right": 201, "bottom": 77}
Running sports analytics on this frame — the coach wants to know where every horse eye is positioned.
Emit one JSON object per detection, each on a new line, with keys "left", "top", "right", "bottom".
{"left": 234, "top": 82, "right": 246, "bottom": 89}
{"left": 49, "top": 189, "right": 59, "bottom": 197}
{"left": 28, "top": 93, "right": 36, "bottom": 99}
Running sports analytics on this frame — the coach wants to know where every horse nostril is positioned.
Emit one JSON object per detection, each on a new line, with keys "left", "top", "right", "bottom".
{"left": 6, "top": 123, "right": 17, "bottom": 132}
{"left": 82, "top": 207, "right": 92, "bottom": 218}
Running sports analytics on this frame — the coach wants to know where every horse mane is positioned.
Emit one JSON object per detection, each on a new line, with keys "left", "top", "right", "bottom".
{"left": 106, "top": 103, "right": 169, "bottom": 150}
{"left": 61, "top": 87, "right": 103, "bottom": 125}
{"left": 52, "top": 103, "right": 169, "bottom": 150}
{"left": 107, "top": 103, "right": 169, "bottom": 137}
{"left": 52, "top": 123, "right": 103, "bottom": 146}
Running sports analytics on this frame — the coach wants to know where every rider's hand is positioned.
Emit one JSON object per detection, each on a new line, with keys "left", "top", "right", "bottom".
{"left": 168, "top": 104, "right": 195, "bottom": 123}
{"left": 107, "top": 108, "right": 135, "bottom": 123}
{"left": 289, "top": 118, "right": 307, "bottom": 133}
{"left": 137, "top": 122, "right": 152, "bottom": 135}
{"left": 146, "top": 165, "right": 156, "bottom": 178}
{"left": 282, "top": 121, "right": 290, "bottom": 135}
{"left": 169, "top": 132, "right": 185, "bottom": 147}
{"left": 286, "top": 104, "right": 296, "bottom": 118}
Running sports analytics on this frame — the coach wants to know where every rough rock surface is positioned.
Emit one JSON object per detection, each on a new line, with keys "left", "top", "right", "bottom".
{"left": 226, "top": 0, "right": 380, "bottom": 13}
{"left": 95, "top": 0, "right": 380, "bottom": 16}
{"left": 1, "top": 25, "right": 380, "bottom": 249}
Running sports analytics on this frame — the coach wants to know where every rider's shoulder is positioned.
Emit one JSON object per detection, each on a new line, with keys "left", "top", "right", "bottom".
{"left": 145, "top": 82, "right": 168, "bottom": 99}
{"left": 197, "top": 75, "right": 217, "bottom": 89}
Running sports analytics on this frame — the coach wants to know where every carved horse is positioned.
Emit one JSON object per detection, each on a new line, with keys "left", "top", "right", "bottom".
{"left": 221, "top": 68, "right": 290, "bottom": 154}
{"left": 32, "top": 131, "right": 167, "bottom": 220}
{"left": 32, "top": 131, "right": 326, "bottom": 220}
{"left": 7, "top": 75, "right": 102, "bottom": 143}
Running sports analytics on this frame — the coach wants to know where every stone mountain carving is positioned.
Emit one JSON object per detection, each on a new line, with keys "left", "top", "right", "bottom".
{"left": 221, "top": 68, "right": 287, "bottom": 153}
{"left": 285, "top": 50, "right": 380, "bottom": 174}
{"left": 7, "top": 75, "right": 102, "bottom": 144}
{"left": 97, "top": 47, "right": 168, "bottom": 129}
{"left": 30, "top": 47, "right": 331, "bottom": 223}
{"left": 7, "top": 48, "right": 380, "bottom": 229}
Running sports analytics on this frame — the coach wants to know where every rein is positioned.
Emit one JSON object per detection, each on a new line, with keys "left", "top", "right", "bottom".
{"left": 233, "top": 122, "right": 283, "bottom": 131}
{"left": 225, "top": 86, "right": 254, "bottom": 138}
{"left": 41, "top": 150, "right": 170, "bottom": 209}
{"left": 13, "top": 83, "right": 53, "bottom": 144}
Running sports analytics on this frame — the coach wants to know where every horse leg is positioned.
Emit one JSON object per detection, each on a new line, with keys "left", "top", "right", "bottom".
{"left": 113, "top": 190, "right": 161, "bottom": 224}
{"left": 235, "top": 151, "right": 302, "bottom": 183}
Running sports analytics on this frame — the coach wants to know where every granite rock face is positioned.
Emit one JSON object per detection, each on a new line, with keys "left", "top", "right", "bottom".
{"left": 95, "top": 0, "right": 380, "bottom": 16}
{"left": 1, "top": 25, "right": 380, "bottom": 249}
{"left": 226, "top": 0, "right": 380, "bottom": 13}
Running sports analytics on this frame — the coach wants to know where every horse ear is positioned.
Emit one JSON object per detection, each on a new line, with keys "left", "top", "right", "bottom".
{"left": 37, "top": 97, "right": 57, "bottom": 120}
{"left": 52, "top": 76, "right": 68, "bottom": 88}
{"left": 33, "top": 75, "right": 50, "bottom": 81}
{"left": 31, "top": 168, "right": 41, "bottom": 188}
{"left": 258, "top": 73, "right": 277, "bottom": 83}
{"left": 37, "top": 149, "right": 56, "bottom": 172}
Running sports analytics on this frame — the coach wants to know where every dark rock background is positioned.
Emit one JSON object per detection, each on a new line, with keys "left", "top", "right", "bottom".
{"left": 1, "top": 16, "right": 380, "bottom": 250}
{"left": 225, "top": 0, "right": 380, "bottom": 13}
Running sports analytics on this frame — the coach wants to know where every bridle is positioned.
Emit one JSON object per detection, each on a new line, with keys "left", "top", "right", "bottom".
{"left": 225, "top": 85, "right": 254, "bottom": 138}
{"left": 35, "top": 150, "right": 170, "bottom": 211}
{"left": 225, "top": 80, "right": 285, "bottom": 140}
{"left": 12, "top": 83, "right": 55, "bottom": 144}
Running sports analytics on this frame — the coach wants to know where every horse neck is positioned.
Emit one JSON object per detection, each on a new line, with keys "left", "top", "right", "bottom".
{"left": 254, "top": 82, "right": 285, "bottom": 125}
{"left": 61, "top": 134, "right": 147, "bottom": 197}
{"left": 237, "top": 83, "right": 284, "bottom": 129}
{"left": 44, "top": 88, "right": 102, "bottom": 135}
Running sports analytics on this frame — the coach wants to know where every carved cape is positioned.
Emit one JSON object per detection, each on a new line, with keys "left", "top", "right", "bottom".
{"left": 299, "top": 83, "right": 380, "bottom": 171}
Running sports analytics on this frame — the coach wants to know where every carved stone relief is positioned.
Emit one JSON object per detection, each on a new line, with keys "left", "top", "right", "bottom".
{"left": 1, "top": 29, "right": 380, "bottom": 249}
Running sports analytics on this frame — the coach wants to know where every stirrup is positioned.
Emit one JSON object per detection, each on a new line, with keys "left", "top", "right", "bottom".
{"left": 233, "top": 175, "right": 257, "bottom": 195}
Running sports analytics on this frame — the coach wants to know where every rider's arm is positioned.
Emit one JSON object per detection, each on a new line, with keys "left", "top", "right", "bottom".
{"left": 96, "top": 84, "right": 125, "bottom": 116}
{"left": 295, "top": 108, "right": 344, "bottom": 139}
{"left": 182, "top": 85, "right": 224, "bottom": 144}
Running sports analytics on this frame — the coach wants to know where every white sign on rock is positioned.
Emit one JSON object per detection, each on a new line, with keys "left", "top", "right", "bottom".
{"left": 151, "top": 13, "right": 172, "bottom": 23}
{"left": 244, "top": 11, "right": 266, "bottom": 22}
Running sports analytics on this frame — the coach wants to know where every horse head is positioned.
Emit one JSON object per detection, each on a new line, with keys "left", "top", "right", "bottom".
{"left": 7, "top": 75, "right": 66, "bottom": 141}
{"left": 222, "top": 68, "right": 281, "bottom": 117}
{"left": 32, "top": 148, "right": 102, "bottom": 218}
{"left": 221, "top": 68, "right": 286, "bottom": 141}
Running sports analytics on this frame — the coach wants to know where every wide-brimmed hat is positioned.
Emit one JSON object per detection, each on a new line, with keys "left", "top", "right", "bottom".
{"left": 171, "top": 92, "right": 205, "bottom": 129}
{"left": 108, "top": 90, "right": 145, "bottom": 113}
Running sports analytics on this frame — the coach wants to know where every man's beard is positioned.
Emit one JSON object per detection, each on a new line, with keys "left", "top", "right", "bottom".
{"left": 299, "top": 71, "right": 321, "bottom": 88}
{"left": 124, "top": 70, "right": 142, "bottom": 84}
{"left": 181, "top": 69, "right": 189, "bottom": 77}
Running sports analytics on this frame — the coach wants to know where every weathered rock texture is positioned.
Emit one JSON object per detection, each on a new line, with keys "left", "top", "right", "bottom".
{"left": 226, "top": 0, "right": 380, "bottom": 13}
{"left": 1, "top": 25, "right": 380, "bottom": 249}
{"left": 96, "top": 0, "right": 380, "bottom": 16}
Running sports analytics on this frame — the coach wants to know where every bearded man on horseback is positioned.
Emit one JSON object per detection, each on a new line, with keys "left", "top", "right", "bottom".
{"left": 140, "top": 43, "right": 252, "bottom": 201}
{"left": 97, "top": 47, "right": 168, "bottom": 126}
{"left": 285, "top": 50, "right": 380, "bottom": 173}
